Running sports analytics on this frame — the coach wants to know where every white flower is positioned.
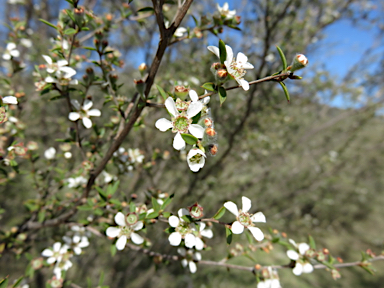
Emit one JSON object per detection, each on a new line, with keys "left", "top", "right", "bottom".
{"left": 207, "top": 45, "right": 254, "bottom": 90}
{"left": 68, "top": 99, "right": 101, "bottom": 129}
{"left": 66, "top": 176, "right": 87, "bottom": 188}
{"left": 155, "top": 97, "right": 204, "bottom": 150}
{"left": 286, "top": 239, "right": 314, "bottom": 276}
{"left": 41, "top": 242, "right": 69, "bottom": 264}
{"left": 63, "top": 235, "right": 89, "bottom": 255}
{"left": 43, "top": 55, "right": 78, "bottom": 85}
{"left": 128, "top": 148, "right": 144, "bottom": 163}
{"left": 2, "top": 96, "right": 18, "bottom": 105}
{"left": 44, "top": 147, "right": 56, "bottom": 160}
{"left": 217, "top": 2, "right": 236, "bottom": 19}
{"left": 177, "top": 247, "right": 201, "bottom": 273}
{"left": 174, "top": 27, "right": 187, "bottom": 37}
{"left": 168, "top": 208, "right": 197, "bottom": 248}
{"left": 187, "top": 148, "right": 206, "bottom": 172}
{"left": 106, "top": 212, "right": 144, "bottom": 250}
{"left": 20, "top": 38, "right": 32, "bottom": 48}
{"left": 64, "top": 151, "right": 72, "bottom": 159}
{"left": 224, "top": 196, "right": 266, "bottom": 241}
{"left": 53, "top": 255, "right": 73, "bottom": 279}
{"left": 3, "top": 43, "right": 20, "bottom": 60}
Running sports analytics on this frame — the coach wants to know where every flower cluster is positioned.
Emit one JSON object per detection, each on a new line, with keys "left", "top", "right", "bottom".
{"left": 113, "top": 147, "right": 145, "bottom": 173}
{"left": 41, "top": 226, "right": 90, "bottom": 280}
{"left": 257, "top": 266, "right": 282, "bottom": 288}
{"left": 224, "top": 196, "right": 266, "bottom": 241}
{"left": 286, "top": 239, "right": 314, "bottom": 276}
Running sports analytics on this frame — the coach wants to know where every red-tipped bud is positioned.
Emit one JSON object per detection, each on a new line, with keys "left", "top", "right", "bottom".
{"left": 188, "top": 202, "right": 204, "bottom": 219}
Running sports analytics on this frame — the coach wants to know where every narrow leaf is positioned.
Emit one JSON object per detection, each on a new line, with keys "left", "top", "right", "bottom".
{"left": 225, "top": 227, "right": 233, "bottom": 245}
{"left": 218, "top": 39, "right": 227, "bottom": 64}
{"left": 137, "top": 7, "right": 155, "bottom": 13}
{"left": 278, "top": 81, "right": 290, "bottom": 103}
{"left": 181, "top": 133, "right": 198, "bottom": 145}
{"left": 64, "top": 28, "right": 77, "bottom": 35}
{"left": 152, "top": 197, "right": 160, "bottom": 212}
{"left": 12, "top": 276, "right": 23, "bottom": 287}
{"left": 218, "top": 86, "right": 227, "bottom": 106}
{"left": 156, "top": 84, "right": 168, "bottom": 100}
{"left": 308, "top": 235, "right": 316, "bottom": 249}
{"left": 201, "top": 82, "right": 216, "bottom": 92}
{"left": 213, "top": 206, "right": 226, "bottom": 220}
{"left": 39, "top": 19, "right": 57, "bottom": 30}
{"left": 276, "top": 45, "right": 287, "bottom": 71}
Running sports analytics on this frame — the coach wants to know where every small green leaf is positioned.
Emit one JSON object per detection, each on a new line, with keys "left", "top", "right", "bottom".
{"left": 64, "top": 28, "right": 77, "bottom": 35}
{"left": 152, "top": 197, "right": 161, "bottom": 212}
{"left": 81, "top": 27, "right": 90, "bottom": 31}
{"left": 218, "top": 86, "right": 227, "bottom": 106}
{"left": 146, "top": 212, "right": 159, "bottom": 219}
{"left": 278, "top": 81, "right": 290, "bottom": 103}
{"left": 201, "top": 82, "right": 216, "bottom": 92}
{"left": 156, "top": 84, "right": 168, "bottom": 100}
{"left": 360, "top": 263, "right": 375, "bottom": 275}
{"left": 213, "top": 206, "right": 226, "bottom": 220}
{"left": 226, "top": 227, "right": 232, "bottom": 245}
{"left": 276, "top": 45, "right": 287, "bottom": 71}
{"left": 137, "top": 7, "right": 155, "bottom": 13}
{"left": 218, "top": 39, "right": 227, "bottom": 65}
{"left": 308, "top": 235, "right": 316, "bottom": 249}
{"left": 0, "top": 278, "right": 8, "bottom": 288}
{"left": 83, "top": 46, "right": 97, "bottom": 51}
{"left": 39, "top": 19, "right": 57, "bottom": 30}
{"left": 160, "top": 194, "right": 174, "bottom": 210}
{"left": 12, "top": 276, "right": 23, "bottom": 287}
{"left": 98, "top": 271, "right": 105, "bottom": 286}
{"left": 38, "top": 210, "right": 46, "bottom": 223}
{"left": 181, "top": 133, "right": 198, "bottom": 145}
{"left": 129, "top": 202, "right": 136, "bottom": 213}
{"left": 162, "top": 212, "right": 171, "bottom": 218}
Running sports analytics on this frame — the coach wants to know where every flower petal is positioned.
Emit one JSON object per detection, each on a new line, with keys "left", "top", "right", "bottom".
{"left": 238, "top": 79, "right": 250, "bottom": 91}
{"left": 115, "top": 235, "right": 127, "bottom": 250}
{"left": 200, "top": 229, "right": 213, "bottom": 239}
{"left": 189, "top": 89, "right": 199, "bottom": 102}
{"left": 248, "top": 226, "right": 264, "bottom": 241}
{"left": 68, "top": 112, "right": 80, "bottom": 121}
{"left": 189, "top": 261, "right": 197, "bottom": 273}
{"left": 131, "top": 232, "right": 144, "bottom": 245}
{"left": 165, "top": 97, "right": 178, "bottom": 117}
{"left": 189, "top": 124, "right": 205, "bottom": 139}
{"left": 236, "top": 52, "right": 249, "bottom": 66}
{"left": 168, "top": 232, "right": 182, "bottom": 246}
{"left": 106, "top": 227, "right": 121, "bottom": 238}
{"left": 302, "top": 263, "right": 314, "bottom": 274}
{"left": 2, "top": 96, "right": 18, "bottom": 104}
{"left": 60, "top": 66, "right": 76, "bottom": 78}
{"left": 207, "top": 46, "right": 220, "bottom": 58}
{"left": 83, "top": 99, "right": 93, "bottom": 111}
{"left": 187, "top": 101, "right": 203, "bottom": 118}
{"left": 88, "top": 109, "right": 101, "bottom": 117}
{"left": 298, "top": 243, "right": 310, "bottom": 255}
{"left": 251, "top": 212, "right": 266, "bottom": 223}
{"left": 82, "top": 117, "right": 93, "bottom": 129}
{"left": 181, "top": 259, "right": 188, "bottom": 268}
{"left": 287, "top": 250, "right": 299, "bottom": 260}
{"left": 178, "top": 208, "right": 190, "bottom": 218}
{"left": 177, "top": 247, "right": 186, "bottom": 256}
{"left": 184, "top": 233, "right": 196, "bottom": 248}
{"left": 155, "top": 118, "right": 173, "bottom": 132}
{"left": 168, "top": 215, "right": 180, "bottom": 227}
{"left": 42, "top": 55, "right": 52, "bottom": 65}
{"left": 242, "top": 196, "right": 252, "bottom": 213}
{"left": 114, "top": 212, "right": 126, "bottom": 226}
{"left": 194, "top": 237, "right": 204, "bottom": 251}
{"left": 41, "top": 249, "right": 53, "bottom": 257}
{"left": 223, "top": 201, "right": 239, "bottom": 217}
{"left": 225, "top": 45, "right": 234, "bottom": 63}
{"left": 132, "top": 221, "right": 143, "bottom": 231}
{"left": 231, "top": 221, "right": 244, "bottom": 234}
{"left": 70, "top": 99, "right": 81, "bottom": 110}
{"left": 193, "top": 252, "right": 202, "bottom": 261}
{"left": 292, "top": 263, "right": 303, "bottom": 276}
{"left": 173, "top": 132, "right": 186, "bottom": 150}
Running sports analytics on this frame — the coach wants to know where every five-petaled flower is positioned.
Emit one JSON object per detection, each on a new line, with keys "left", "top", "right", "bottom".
{"left": 224, "top": 196, "right": 266, "bottom": 241}
{"left": 168, "top": 208, "right": 198, "bottom": 248}
{"left": 286, "top": 239, "right": 314, "bottom": 276}
{"left": 68, "top": 99, "right": 101, "bottom": 129}
{"left": 217, "top": 2, "right": 236, "bottom": 19}
{"left": 106, "top": 212, "right": 144, "bottom": 250}
{"left": 43, "top": 55, "right": 78, "bottom": 85}
{"left": 208, "top": 45, "right": 254, "bottom": 90}
{"left": 155, "top": 96, "right": 204, "bottom": 150}
{"left": 2, "top": 42, "right": 19, "bottom": 60}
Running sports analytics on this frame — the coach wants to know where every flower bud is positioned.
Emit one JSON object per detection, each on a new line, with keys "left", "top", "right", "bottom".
{"left": 205, "top": 127, "right": 216, "bottom": 137}
{"left": 204, "top": 117, "right": 213, "bottom": 127}
{"left": 134, "top": 79, "right": 145, "bottom": 96}
{"left": 188, "top": 202, "right": 204, "bottom": 219}
{"left": 216, "top": 68, "right": 228, "bottom": 80}
{"left": 208, "top": 144, "right": 218, "bottom": 156}
{"left": 289, "top": 54, "right": 308, "bottom": 72}
{"left": 174, "top": 85, "right": 189, "bottom": 98}
{"left": 74, "top": 7, "right": 85, "bottom": 27}
{"left": 138, "top": 62, "right": 147, "bottom": 72}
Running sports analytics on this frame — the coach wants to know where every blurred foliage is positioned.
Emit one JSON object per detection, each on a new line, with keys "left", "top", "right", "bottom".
{"left": 0, "top": 0, "right": 384, "bottom": 287}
